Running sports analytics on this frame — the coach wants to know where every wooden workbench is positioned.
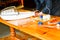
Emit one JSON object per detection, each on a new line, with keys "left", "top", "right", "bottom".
{"left": 0, "top": 16, "right": 60, "bottom": 40}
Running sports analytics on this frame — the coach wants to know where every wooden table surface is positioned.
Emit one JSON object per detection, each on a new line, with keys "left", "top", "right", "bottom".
{"left": 0, "top": 16, "right": 60, "bottom": 40}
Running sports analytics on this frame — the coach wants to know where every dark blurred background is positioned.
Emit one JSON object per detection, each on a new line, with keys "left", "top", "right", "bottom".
{"left": 0, "top": 0, "right": 60, "bottom": 16}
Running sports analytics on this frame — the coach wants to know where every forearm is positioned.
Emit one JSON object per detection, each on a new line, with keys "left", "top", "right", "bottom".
{"left": 42, "top": 0, "right": 52, "bottom": 13}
